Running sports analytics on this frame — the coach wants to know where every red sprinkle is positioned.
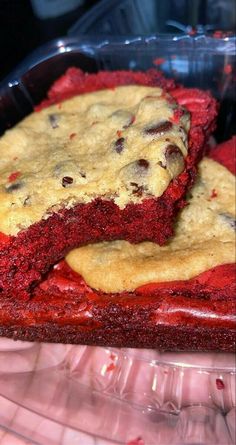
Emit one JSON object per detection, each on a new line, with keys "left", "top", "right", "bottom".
{"left": 213, "top": 30, "right": 224, "bottom": 39}
{"left": 117, "top": 130, "right": 122, "bottom": 138}
{"left": 69, "top": 133, "right": 77, "bottom": 140}
{"left": 8, "top": 171, "right": 21, "bottom": 182}
{"left": 213, "top": 30, "right": 233, "bottom": 39}
{"left": 124, "top": 114, "right": 136, "bottom": 128}
{"left": 188, "top": 27, "right": 197, "bottom": 36}
{"left": 106, "top": 363, "right": 116, "bottom": 372}
{"left": 110, "top": 352, "right": 116, "bottom": 361}
{"left": 223, "top": 64, "right": 233, "bottom": 75}
{"left": 137, "top": 159, "right": 149, "bottom": 169}
{"left": 216, "top": 378, "right": 225, "bottom": 390}
{"left": 153, "top": 57, "right": 166, "bottom": 66}
{"left": 210, "top": 189, "right": 218, "bottom": 198}
{"left": 170, "top": 108, "right": 184, "bottom": 124}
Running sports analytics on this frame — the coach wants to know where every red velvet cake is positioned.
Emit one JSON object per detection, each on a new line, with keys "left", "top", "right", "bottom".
{"left": 0, "top": 69, "right": 218, "bottom": 297}
{"left": 0, "top": 138, "right": 235, "bottom": 351}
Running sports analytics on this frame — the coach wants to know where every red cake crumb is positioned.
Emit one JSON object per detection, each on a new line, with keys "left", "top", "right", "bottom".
{"left": 8, "top": 171, "right": 21, "bottom": 182}
{"left": 188, "top": 27, "right": 197, "bottom": 36}
{"left": 106, "top": 363, "right": 116, "bottom": 372}
{"left": 212, "top": 30, "right": 233, "bottom": 39}
{"left": 153, "top": 57, "right": 166, "bottom": 66}
{"left": 117, "top": 130, "right": 123, "bottom": 138}
{"left": 0, "top": 69, "right": 218, "bottom": 297}
{"left": 210, "top": 189, "right": 218, "bottom": 199}
{"left": 223, "top": 64, "right": 233, "bottom": 75}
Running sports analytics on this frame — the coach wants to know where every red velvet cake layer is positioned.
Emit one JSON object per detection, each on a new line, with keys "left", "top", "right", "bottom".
{"left": 0, "top": 69, "right": 218, "bottom": 297}
{"left": 0, "top": 259, "right": 235, "bottom": 351}
{"left": 210, "top": 136, "right": 236, "bottom": 175}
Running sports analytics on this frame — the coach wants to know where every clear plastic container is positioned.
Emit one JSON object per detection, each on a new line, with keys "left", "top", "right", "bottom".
{"left": 0, "top": 35, "right": 235, "bottom": 444}
{"left": 0, "top": 340, "right": 235, "bottom": 445}
{"left": 0, "top": 35, "right": 235, "bottom": 140}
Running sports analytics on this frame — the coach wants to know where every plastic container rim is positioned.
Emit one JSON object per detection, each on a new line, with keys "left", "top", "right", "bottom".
{"left": 0, "top": 34, "right": 235, "bottom": 93}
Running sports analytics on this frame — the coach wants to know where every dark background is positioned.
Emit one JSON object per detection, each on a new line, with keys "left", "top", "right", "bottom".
{"left": 1, "top": 0, "right": 235, "bottom": 83}
{"left": 0, "top": 0, "right": 98, "bottom": 81}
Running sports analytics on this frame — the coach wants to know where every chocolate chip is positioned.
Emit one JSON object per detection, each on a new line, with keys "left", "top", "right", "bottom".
{"left": 49, "top": 114, "right": 59, "bottom": 129}
{"left": 23, "top": 196, "right": 31, "bottom": 206}
{"left": 129, "top": 159, "right": 150, "bottom": 178}
{"left": 137, "top": 159, "right": 149, "bottom": 169}
{"left": 130, "top": 182, "right": 145, "bottom": 197}
{"left": 144, "top": 121, "right": 173, "bottom": 136}
{"left": 62, "top": 176, "right": 73, "bottom": 187}
{"left": 114, "top": 137, "right": 125, "bottom": 154}
{"left": 119, "top": 159, "right": 151, "bottom": 196}
{"left": 219, "top": 213, "right": 236, "bottom": 230}
{"left": 157, "top": 161, "right": 167, "bottom": 169}
{"left": 164, "top": 144, "right": 185, "bottom": 178}
{"left": 165, "top": 144, "right": 181, "bottom": 157}
{"left": 5, "top": 181, "right": 24, "bottom": 193}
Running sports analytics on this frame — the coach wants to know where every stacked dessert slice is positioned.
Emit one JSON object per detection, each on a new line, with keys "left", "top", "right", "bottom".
{"left": 1, "top": 69, "right": 234, "bottom": 351}
{"left": 0, "top": 69, "right": 217, "bottom": 297}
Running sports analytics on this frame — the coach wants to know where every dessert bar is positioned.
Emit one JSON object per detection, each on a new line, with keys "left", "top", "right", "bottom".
{"left": 0, "top": 69, "right": 217, "bottom": 296}
{"left": 0, "top": 138, "right": 235, "bottom": 351}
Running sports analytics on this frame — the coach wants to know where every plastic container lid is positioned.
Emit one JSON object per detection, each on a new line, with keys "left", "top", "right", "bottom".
{"left": 0, "top": 33, "right": 235, "bottom": 445}
{"left": 0, "top": 35, "right": 235, "bottom": 139}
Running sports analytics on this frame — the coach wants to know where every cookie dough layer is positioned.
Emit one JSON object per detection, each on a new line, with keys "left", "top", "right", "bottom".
{"left": 66, "top": 158, "right": 236, "bottom": 292}
{"left": 0, "top": 85, "right": 189, "bottom": 235}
